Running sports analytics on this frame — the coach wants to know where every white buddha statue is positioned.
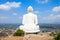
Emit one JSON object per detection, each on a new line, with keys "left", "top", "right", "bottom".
{"left": 19, "top": 6, "right": 40, "bottom": 33}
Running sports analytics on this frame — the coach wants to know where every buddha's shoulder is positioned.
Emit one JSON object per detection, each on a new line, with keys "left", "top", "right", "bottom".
{"left": 23, "top": 13, "right": 37, "bottom": 17}
{"left": 32, "top": 14, "right": 37, "bottom": 17}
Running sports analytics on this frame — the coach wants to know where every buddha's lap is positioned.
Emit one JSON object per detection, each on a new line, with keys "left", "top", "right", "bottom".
{"left": 20, "top": 25, "right": 39, "bottom": 30}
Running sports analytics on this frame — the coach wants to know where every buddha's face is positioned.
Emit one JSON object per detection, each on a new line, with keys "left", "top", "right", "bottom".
{"left": 28, "top": 8, "right": 33, "bottom": 12}
{"left": 28, "top": 6, "right": 33, "bottom": 13}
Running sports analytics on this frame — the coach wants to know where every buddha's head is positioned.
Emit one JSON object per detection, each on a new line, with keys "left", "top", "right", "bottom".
{"left": 27, "top": 6, "right": 33, "bottom": 13}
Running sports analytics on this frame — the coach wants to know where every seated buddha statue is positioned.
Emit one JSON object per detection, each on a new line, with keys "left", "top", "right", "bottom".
{"left": 19, "top": 6, "right": 40, "bottom": 33}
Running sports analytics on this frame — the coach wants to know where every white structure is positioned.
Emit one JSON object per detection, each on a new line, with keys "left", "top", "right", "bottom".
{"left": 19, "top": 6, "right": 40, "bottom": 33}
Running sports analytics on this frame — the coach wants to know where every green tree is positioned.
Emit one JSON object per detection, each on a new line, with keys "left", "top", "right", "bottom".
{"left": 13, "top": 29, "right": 25, "bottom": 36}
{"left": 54, "top": 32, "right": 60, "bottom": 40}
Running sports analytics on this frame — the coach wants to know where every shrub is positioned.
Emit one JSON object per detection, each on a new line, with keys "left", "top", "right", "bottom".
{"left": 54, "top": 32, "right": 60, "bottom": 40}
{"left": 49, "top": 32, "right": 56, "bottom": 36}
{"left": 13, "top": 29, "right": 25, "bottom": 36}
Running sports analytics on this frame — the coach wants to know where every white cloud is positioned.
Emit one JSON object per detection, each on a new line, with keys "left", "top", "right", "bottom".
{"left": 13, "top": 13, "right": 17, "bottom": 16}
{"left": 42, "top": 14, "right": 60, "bottom": 23}
{"left": 0, "top": 2, "right": 21, "bottom": 10}
{"left": 34, "top": 11, "right": 40, "bottom": 14}
{"left": 52, "top": 6, "right": 60, "bottom": 12}
{"left": 36, "top": 0, "right": 48, "bottom": 4}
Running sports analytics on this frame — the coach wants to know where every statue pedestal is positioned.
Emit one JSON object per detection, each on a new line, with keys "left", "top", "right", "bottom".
{"left": 19, "top": 24, "right": 40, "bottom": 33}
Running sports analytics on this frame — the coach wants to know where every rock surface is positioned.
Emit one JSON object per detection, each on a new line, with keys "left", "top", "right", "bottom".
{"left": 23, "top": 34, "right": 53, "bottom": 40}
{"left": 0, "top": 32, "right": 54, "bottom": 40}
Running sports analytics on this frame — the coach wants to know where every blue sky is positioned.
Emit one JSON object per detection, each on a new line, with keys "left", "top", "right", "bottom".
{"left": 0, "top": 0, "right": 60, "bottom": 24}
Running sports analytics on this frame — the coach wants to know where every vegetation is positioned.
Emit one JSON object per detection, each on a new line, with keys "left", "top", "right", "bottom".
{"left": 54, "top": 32, "right": 60, "bottom": 40}
{"left": 13, "top": 29, "right": 25, "bottom": 36}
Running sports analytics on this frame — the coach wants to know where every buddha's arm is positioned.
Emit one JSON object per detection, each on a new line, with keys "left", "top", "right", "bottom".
{"left": 22, "top": 16, "right": 25, "bottom": 25}
{"left": 35, "top": 16, "right": 38, "bottom": 24}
